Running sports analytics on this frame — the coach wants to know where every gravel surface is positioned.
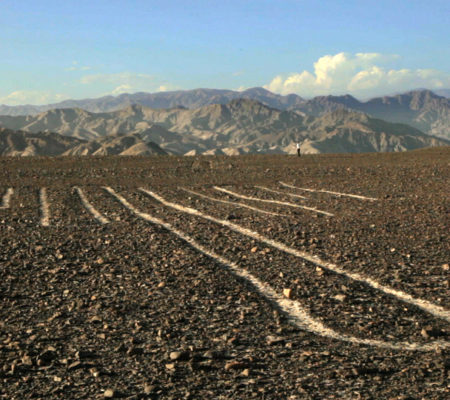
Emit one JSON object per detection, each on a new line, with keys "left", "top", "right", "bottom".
{"left": 0, "top": 148, "right": 449, "bottom": 399}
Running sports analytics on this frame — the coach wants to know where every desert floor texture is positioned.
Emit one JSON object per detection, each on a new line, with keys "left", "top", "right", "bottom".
{"left": 0, "top": 148, "right": 449, "bottom": 399}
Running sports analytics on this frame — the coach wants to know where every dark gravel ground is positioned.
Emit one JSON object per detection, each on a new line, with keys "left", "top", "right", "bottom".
{"left": 0, "top": 148, "right": 449, "bottom": 399}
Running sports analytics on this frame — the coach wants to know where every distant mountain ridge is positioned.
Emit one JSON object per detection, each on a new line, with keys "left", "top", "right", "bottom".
{"left": 0, "top": 87, "right": 305, "bottom": 116}
{"left": 1, "top": 88, "right": 448, "bottom": 140}
{"left": 1, "top": 99, "right": 447, "bottom": 156}
{"left": 290, "top": 90, "right": 450, "bottom": 139}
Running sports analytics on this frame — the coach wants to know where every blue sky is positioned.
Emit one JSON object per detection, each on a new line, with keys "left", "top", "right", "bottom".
{"left": 0, "top": 0, "right": 449, "bottom": 104}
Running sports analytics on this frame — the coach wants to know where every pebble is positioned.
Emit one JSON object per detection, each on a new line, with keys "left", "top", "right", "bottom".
{"left": 169, "top": 351, "right": 190, "bottom": 361}
{"left": 225, "top": 361, "right": 248, "bottom": 371}
{"left": 103, "top": 388, "right": 116, "bottom": 398}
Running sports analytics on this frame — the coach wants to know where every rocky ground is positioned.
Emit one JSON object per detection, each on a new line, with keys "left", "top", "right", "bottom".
{"left": 0, "top": 148, "right": 449, "bottom": 399}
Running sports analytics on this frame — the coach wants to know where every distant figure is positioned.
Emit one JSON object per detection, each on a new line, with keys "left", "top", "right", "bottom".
{"left": 296, "top": 142, "right": 301, "bottom": 157}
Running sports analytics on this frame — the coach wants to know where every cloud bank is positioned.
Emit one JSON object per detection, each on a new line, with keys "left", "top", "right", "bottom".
{"left": 0, "top": 91, "right": 69, "bottom": 106}
{"left": 264, "top": 53, "right": 450, "bottom": 98}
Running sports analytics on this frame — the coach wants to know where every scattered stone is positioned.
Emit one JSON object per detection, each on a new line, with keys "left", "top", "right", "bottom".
{"left": 103, "top": 388, "right": 116, "bottom": 398}
{"left": 21, "top": 354, "right": 33, "bottom": 366}
{"left": 266, "top": 335, "right": 285, "bottom": 346}
{"left": 169, "top": 351, "right": 190, "bottom": 361}
{"left": 76, "top": 350, "right": 97, "bottom": 359}
{"left": 283, "top": 288, "right": 292, "bottom": 299}
{"left": 225, "top": 361, "right": 248, "bottom": 371}
{"left": 333, "top": 294, "right": 346, "bottom": 302}
{"left": 67, "top": 361, "right": 84, "bottom": 371}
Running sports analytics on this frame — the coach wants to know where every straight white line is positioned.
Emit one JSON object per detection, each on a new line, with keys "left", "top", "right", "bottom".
{"left": 0, "top": 188, "right": 13, "bottom": 209}
{"left": 74, "top": 187, "right": 109, "bottom": 224}
{"left": 255, "top": 186, "right": 308, "bottom": 199}
{"left": 181, "top": 187, "right": 288, "bottom": 217}
{"left": 140, "top": 187, "right": 450, "bottom": 324}
{"left": 280, "top": 182, "right": 378, "bottom": 201}
{"left": 39, "top": 188, "right": 50, "bottom": 227}
{"left": 214, "top": 186, "right": 334, "bottom": 217}
{"left": 106, "top": 187, "right": 448, "bottom": 352}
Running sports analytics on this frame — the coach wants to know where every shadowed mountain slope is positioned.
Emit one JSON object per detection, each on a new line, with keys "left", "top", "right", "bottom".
{"left": 0, "top": 128, "right": 167, "bottom": 156}
{"left": 1, "top": 100, "right": 448, "bottom": 155}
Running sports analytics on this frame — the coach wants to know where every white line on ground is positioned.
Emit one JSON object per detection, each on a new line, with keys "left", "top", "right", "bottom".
{"left": 181, "top": 187, "right": 288, "bottom": 217}
{"left": 0, "top": 188, "right": 13, "bottom": 209}
{"left": 255, "top": 186, "right": 308, "bottom": 199}
{"left": 214, "top": 186, "right": 334, "bottom": 217}
{"left": 39, "top": 188, "right": 50, "bottom": 227}
{"left": 280, "top": 182, "right": 378, "bottom": 201}
{"left": 74, "top": 187, "right": 110, "bottom": 224}
{"left": 106, "top": 186, "right": 448, "bottom": 352}
{"left": 140, "top": 188, "right": 450, "bottom": 324}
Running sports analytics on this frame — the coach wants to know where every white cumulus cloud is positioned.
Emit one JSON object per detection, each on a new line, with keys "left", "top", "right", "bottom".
{"left": 0, "top": 90, "right": 69, "bottom": 106}
{"left": 264, "top": 52, "right": 450, "bottom": 98}
{"left": 111, "top": 84, "right": 133, "bottom": 95}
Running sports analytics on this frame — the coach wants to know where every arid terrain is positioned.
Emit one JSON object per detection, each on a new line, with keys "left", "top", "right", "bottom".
{"left": 1, "top": 148, "right": 449, "bottom": 399}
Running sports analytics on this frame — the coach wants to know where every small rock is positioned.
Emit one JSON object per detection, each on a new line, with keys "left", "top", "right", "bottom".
{"left": 203, "top": 350, "right": 227, "bottom": 360}
{"left": 76, "top": 350, "right": 97, "bottom": 359}
{"left": 250, "top": 247, "right": 258, "bottom": 253}
{"left": 266, "top": 335, "right": 285, "bottom": 346}
{"left": 103, "top": 388, "right": 116, "bottom": 398}
{"left": 169, "top": 351, "right": 189, "bottom": 361}
{"left": 143, "top": 384, "right": 154, "bottom": 395}
{"left": 38, "top": 349, "right": 56, "bottom": 366}
{"left": 67, "top": 361, "right": 83, "bottom": 371}
{"left": 225, "top": 361, "right": 248, "bottom": 371}
{"left": 421, "top": 326, "right": 445, "bottom": 338}
{"left": 165, "top": 363, "right": 176, "bottom": 370}
{"left": 21, "top": 354, "right": 33, "bottom": 366}
{"left": 283, "top": 288, "right": 292, "bottom": 299}
{"left": 333, "top": 294, "right": 346, "bottom": 302}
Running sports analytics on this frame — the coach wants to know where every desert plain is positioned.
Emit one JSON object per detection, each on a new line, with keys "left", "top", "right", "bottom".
{"left": 0, "top": 148, "right": 449, "bottom": 399}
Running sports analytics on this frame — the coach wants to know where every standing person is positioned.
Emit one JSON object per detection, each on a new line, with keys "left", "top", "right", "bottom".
{"left": 296, "top": 142, "right": 301, "bottom": 157}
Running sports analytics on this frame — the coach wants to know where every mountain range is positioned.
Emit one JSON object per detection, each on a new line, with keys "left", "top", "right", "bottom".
{"left": 1, "top": 88, "right": 448, "bottom": 142}
{"left": 0, "top": 97, "right": 447, "bottom": 156}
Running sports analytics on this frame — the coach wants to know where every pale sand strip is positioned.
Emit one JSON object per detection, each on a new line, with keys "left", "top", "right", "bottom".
{"left": 181, "top": 187, "right": 288, "bottom": 217}
{"left": 0, "top": 188, "right": 14, "bottom": 209}
{"left": 39, "top": 188, "right": 50, "bottom": 227}
{"left": 280, "top": 181, "right": 378, "bottom": 201}
{"left": 106, "top": 187, "right": 448, "bottom": 352}
{"left": 74, "top": 187, "right": 110, "bottom": 224}
{"left": 214, "top": 186, "right": 334, "bottom": 217}
{"left": 255, "top": 186, "right": 308, "bottom": 199}
{"left": 140, "top": 188, "right": 450, "bottom": 324}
